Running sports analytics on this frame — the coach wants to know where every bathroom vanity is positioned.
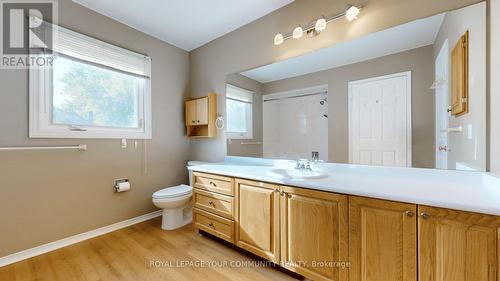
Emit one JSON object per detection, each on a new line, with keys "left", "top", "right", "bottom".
{"left": 189, "top": 158, "right": 500, "bottom": 281}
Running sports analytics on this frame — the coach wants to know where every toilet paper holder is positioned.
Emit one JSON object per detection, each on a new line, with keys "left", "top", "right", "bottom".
{"left": 114, "top": 178, "right": 130, "bottom": 192}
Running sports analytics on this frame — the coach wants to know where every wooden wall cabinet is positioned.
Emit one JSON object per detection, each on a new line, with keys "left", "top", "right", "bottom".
{"left": 234, "top": 179, "right": 280, "bottom": 263}
{"left": 185, "top": 92, "right": 217, "bottom": 138}
{"left": 418, "top": 205, "right": 500, "bottom": 281}
{"left": 451, "top": 30, "right": 469, "bottom": 116}
{"left": 280, "top": 186, "right": 349, "bottom": 281}
{"left": 349, "top": 196, "right": 417, "bottom": 281}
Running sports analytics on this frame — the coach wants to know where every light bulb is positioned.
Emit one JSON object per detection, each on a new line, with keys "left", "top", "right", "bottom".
{"left": 292, "top": 26, "right": 303, "bottom": 39}
{"left": 346, "top": 6, "right": 360, "bottom": 21}
{"left": 274, "top": 33, "right": 284, "bottom": 45}
{"left": 315, "top": 17, "right": 327, "bottom": 32}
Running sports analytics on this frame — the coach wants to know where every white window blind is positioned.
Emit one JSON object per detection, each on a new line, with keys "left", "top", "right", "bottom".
{"left": 33, "top": 20, "right": 151, "bottom": 78}
{"left": 226, "top": 84, "right": 253, "bottom": 102}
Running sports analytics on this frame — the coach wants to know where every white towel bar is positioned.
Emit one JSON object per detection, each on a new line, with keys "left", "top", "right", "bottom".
{"left": 0, "top": 144, "right": 87, "bottom": 151}
{"left": 240, "top": 142, "right": 263, "bottom": 145}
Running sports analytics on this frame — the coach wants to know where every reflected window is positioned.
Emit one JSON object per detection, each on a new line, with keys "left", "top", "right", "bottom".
{"left": 226, "top": 84, "right": 253, "bottom": 139}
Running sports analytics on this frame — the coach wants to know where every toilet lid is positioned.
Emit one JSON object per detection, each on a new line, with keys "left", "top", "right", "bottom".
{"left": 152, "top": 184, "right": 192, "bottom": 199}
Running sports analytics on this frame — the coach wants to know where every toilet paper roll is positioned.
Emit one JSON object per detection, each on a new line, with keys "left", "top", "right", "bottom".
{"left": 115, "top": 181, "right": 130, "bottom": 192}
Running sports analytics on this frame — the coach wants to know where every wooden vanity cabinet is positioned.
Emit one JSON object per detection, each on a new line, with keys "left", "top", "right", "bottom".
{"left": 418, "top": 205, "right": 500, "bottom": 281}
{"left": 193, "top": 172, "right": 500, "bottom": 281}
{"left": 280, "top": 186, "right": 349, "bottom": 281}
{"left": 349, "top": 196, "right": 417, "bottom": 281}
{"left": 234, "top": 178, "right": 280, "bottom": 263}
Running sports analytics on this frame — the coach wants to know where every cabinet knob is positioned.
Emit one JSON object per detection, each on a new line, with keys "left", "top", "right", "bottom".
{"left": 405, "top": 211, "right": 415, "bottom": 217}
{"left": 208, "top": 222, "right": 215, "bottom": 228}
{"left": 191, "top": 120, "right": 195, "bottom": 123}
{"left": 197, "top": 120, "right": 200, "bottom": 123}
{"left": 279, "top": 190, "right": 285, "bottom": 196}
{"left": 209, "top": 181, "right": 217, "bottom": 187}
{"left": 420, "top": 212, "right": 430, "bottom": 219}
{"left": 208, "top": 201, "right": 215, "bottom": 207}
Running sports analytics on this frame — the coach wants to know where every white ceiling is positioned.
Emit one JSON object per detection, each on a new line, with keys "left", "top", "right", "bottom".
{"left": 241, "top": 13, "right": 446, "bottom": 83}
{"left": 72, "top": 0, "right": 293, "bottom": 51}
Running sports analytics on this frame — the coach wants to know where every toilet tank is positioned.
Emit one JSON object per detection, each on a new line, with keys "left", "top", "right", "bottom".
{"left": 187, "top": 161, "right": 208, "bottom": 186}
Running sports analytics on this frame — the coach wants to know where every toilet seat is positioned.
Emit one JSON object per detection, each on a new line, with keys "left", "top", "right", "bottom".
{"left": 152, "top": 184, "right": 192, "bottom": 199}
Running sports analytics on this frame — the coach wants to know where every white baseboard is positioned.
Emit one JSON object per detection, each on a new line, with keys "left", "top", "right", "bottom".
{"left": 0, "top": 210, "right": 162, "bottom": 268}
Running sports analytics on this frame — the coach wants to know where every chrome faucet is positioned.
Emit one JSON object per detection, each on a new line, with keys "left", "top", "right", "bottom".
{"left": 312, "top": 151, "right": 319, "bottom": 163}
{"left": 295, "top": 159, "right": 312, "bottom": 171}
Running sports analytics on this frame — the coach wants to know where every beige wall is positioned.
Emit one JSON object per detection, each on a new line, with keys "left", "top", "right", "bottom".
{"left": 433, "top": 2, "right": 487, "bottom": 171}
{"left": 225, "top": 74, "right": 264, "bottom": 157}
{"left": 262, "top": 46, "right": 435, "bottom": 168}
{"left": 0, "top": 0, "right": 190, "bottom": 256}
{"left": 491, "top": 0, "right": 500, "bottom": 174}
{"left": 189, "top": 0, "right": 483, "bottom": 163}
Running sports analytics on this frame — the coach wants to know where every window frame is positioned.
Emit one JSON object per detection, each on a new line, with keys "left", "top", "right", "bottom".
{"left": 29, "top": 25, "right": 152, "bottom": 139}
{"left": 225, "top": 84, "right": 253, "bottom": 140}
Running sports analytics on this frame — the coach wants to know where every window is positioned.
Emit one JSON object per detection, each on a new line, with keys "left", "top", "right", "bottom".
{"left": 226, "top": 84, "right": 253, "bottom": 139}
{"left": 29, "top": 22, "right": 151, "bottom": 139}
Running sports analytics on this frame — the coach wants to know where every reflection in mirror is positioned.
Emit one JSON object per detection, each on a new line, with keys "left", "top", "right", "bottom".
{"left": 225, "top": 2, "right": 486, "bottom": 171}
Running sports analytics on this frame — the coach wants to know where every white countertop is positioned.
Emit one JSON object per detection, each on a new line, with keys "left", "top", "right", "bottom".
{"left": 189, "top": 157, "right": 500, "bottom": 216}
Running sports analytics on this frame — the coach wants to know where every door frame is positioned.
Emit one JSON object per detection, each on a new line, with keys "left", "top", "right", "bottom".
{"left": 348, "top": 71, "right": 412, "bottom": 167}
{"left": 434, "top": 39, "right": 449, "bottom": 169}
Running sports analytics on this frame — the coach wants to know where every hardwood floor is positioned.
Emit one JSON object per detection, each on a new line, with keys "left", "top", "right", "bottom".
{"left": 0, "top": 217, "right": 299, "bottom": 281}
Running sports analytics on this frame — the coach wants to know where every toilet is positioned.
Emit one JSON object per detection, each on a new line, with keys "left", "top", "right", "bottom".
{"left": 152, "top": 184, "right": 193, "bottom": 230}
{"left": 152, "top": 161, "right": 207, "bottom": 230}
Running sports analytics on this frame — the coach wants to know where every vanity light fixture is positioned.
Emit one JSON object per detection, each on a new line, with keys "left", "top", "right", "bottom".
{"left": 274, "top": 33, "right": 284, "bottom": 45}
{"left": 292, "top": 25, "right": 304, "bottom": 39}
{"left": 273, "top": 4, "right": 362, "bottom": 46}
{"left": 314, "top": 16, "right": 327, "bottom": 32}
{"left": 345, "top": 5, "right": 361, "bottom": 21}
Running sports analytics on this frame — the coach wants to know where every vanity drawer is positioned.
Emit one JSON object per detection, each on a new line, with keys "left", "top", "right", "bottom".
{"left": 193, "top": 172, "right": 234, "bottom": 196}
{"left": 193, "top": 208, "right": 234, "bottom": 243}
{"left": 194, "top": 189, "right": 234, "bottom": 219}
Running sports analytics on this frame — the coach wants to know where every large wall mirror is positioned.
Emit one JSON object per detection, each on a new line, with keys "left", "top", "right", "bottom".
{"left": 225, "top": 2, "right": 486, "bottom": 172}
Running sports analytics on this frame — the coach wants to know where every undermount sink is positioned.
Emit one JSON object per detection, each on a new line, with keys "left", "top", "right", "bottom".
{"left": 268, "top": 168, "right": 329, "bottom": 180}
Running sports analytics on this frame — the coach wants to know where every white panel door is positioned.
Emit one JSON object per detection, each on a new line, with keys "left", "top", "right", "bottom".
{"left": 348, "top": 72, "right": 411, "bottom": 167}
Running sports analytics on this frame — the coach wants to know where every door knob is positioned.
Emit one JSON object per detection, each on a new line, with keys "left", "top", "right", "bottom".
{"left": 405, "top": 210, "right": 415, "bottom": 217}
{"left": 438, "top": 145, "right": 447, "bottom": 152}
{"left": 420, "top": 212, "right": 430, "bottom": 220}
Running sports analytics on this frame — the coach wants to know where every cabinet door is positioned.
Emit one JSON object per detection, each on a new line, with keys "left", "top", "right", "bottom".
{"left": 235, "top": 178, "right": 280, "bottom": 262}
{"left": 349, "top": 196, "right": 417, "bottom": 281}
{"left": 451, "top": 31, "right": 469, "bottom": 116}
{"left": 419, "top": 206, "right": 499, "bottom": 281}
{"left": 196, "top": 97, "right": 208, "bottom": 125}
{"left": 185, "top": 99, "right": 197, "bottom": 126}
{"left": 280, "top": 186, "right": 348, "bottom": 281}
